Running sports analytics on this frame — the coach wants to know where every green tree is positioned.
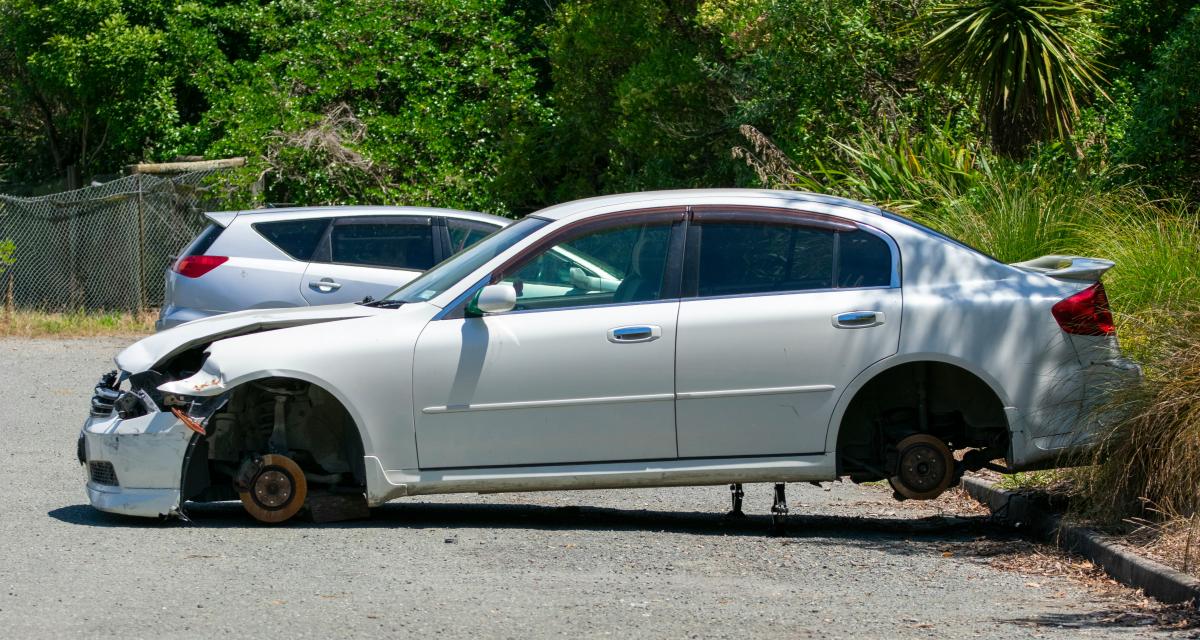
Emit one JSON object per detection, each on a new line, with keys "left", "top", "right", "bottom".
{"left": 1119, "top": 5, "right": 1200, "bottom": 194}
{"left": 921, "top": 0, "right": 1109, "bottom": 157}
{"left": 194, "top": 0, "right": 548, "bottom": 213}
{"left": 0, "top": 0, "right": 196, "bottom": 184}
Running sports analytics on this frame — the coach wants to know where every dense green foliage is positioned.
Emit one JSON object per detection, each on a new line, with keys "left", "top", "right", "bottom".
{"left": 2, "top": 0, "right": 1197, "bottom": 212}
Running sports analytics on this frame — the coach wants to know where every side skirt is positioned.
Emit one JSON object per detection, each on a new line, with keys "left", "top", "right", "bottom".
{"left": 363, "top": 453, "right": 835, "bottom": 506}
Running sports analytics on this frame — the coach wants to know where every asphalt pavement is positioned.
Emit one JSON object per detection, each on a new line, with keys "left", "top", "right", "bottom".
{"left": 0, "top": 336, "right": 1189, "bottom": 638}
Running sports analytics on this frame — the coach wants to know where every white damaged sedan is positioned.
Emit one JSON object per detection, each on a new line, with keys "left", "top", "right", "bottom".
{"left": 79, "top": 189, "right": 1140, "bottom": 524}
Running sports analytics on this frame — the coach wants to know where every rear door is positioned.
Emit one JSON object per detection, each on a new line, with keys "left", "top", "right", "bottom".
{"left": 674, "top": 208, "right": 902, "bottom": 458}
{"left": 301, "top": 215, "right": 441, "bottom": 304}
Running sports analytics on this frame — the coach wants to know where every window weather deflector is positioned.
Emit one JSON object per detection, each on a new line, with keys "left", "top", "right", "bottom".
{"left": 690, "top": 206, "right": 856, "bottom": 232}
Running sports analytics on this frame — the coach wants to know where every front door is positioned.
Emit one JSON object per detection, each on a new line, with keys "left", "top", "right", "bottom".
{"left": 674, "top": 209, "right": 902, "bottom": 458}
{"left": 412, "top": 211, "right": 684, "bottom": 469}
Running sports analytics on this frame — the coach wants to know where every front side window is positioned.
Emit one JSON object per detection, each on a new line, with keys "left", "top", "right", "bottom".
{"left": 330, "top": 221, "right": 434, "bottom": 270}
{"left": 497, "top": 220, "right": 674, "bottom": 311}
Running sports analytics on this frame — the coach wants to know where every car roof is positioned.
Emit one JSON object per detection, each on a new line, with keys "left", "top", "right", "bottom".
{"left": 528, "top": 189, "right": 883, "bottom": 222}
{"left": 205, "top": 206, "right": 509, "bottom": 228}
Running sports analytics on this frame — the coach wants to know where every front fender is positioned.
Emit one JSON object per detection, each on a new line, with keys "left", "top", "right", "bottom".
{"left": 157, "top": 307, "right": 434, "bottom": 472}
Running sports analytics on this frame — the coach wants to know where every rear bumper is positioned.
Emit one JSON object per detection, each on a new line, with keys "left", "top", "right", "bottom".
{"left": 1008, "top": 356, "right": 1142, "bottom": 471}
{"left": 155, "top": 305, "right": 218, "bottom": 331}
{"left": 79, "top": 410, "right": 192, "bottom": 518}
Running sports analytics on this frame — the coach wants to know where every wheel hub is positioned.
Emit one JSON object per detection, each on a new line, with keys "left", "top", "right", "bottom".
{"left": 253, "top": 469, "right": 294, "bottom": 509}
{"left": 899, "top": 445, "right": 947, "bottom": 494}
{"left": 889, "top": 434, "right": 955, "bottom": 500}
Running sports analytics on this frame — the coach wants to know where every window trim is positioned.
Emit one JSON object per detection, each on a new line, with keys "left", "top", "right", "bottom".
{"left": 440, "top": 208, "right": 688, "bottom": 319}
{"left": 311, "top": 215, "right": 442, "bottom": 270}
{"left": 682, "top": 206, "right": 900, "bottom": 299}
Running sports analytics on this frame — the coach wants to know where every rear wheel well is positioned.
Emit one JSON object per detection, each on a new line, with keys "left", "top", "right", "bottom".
{"left": 183, "top": 377, "right": 366, "bottom": 503}
{"left": 835, "top": 361, "right": 1008, "bottom": 482}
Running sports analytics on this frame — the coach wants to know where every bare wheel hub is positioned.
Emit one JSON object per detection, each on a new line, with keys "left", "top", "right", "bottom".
{"left": 889, "top": 434, "right": 955, "bottom": 500}
{"left": 253, "top": 469, "right": 294, "bottom": 509}
{"left": 237, "top": 454, "right": 308, "bottom": 524}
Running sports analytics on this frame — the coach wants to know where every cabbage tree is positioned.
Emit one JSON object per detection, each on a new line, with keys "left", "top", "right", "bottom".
{"left": 921, "top": 0, "right": 1108, "bottom": 156}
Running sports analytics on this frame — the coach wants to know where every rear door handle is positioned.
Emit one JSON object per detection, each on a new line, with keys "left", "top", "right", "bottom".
{"left": 607, "top": 325, "right": 661, "bottom": 343}
{"left": 309, "top": 278, "right": 342, "bottom": 293}
{"left": 833, "top": 311, "right": 884, "bottom": 329}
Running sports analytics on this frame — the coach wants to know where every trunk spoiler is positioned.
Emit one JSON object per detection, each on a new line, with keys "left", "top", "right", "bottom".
{"left": 1009, "top": 255, "right": 1115, "bottom": 282}
{"left": 203, "top": 210, "right": 238, "bottom": 228}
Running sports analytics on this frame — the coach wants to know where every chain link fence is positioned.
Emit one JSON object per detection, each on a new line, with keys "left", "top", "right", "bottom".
{"left": 0, "top": 169, "right": 237, "bottom": 312}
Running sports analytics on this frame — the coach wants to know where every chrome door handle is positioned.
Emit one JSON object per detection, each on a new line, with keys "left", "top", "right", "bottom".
{"left": 309, "top": 278, "right": 342, "bottom": 292}
{"left": 833, "top": 311, "right": 884, "bottom": 329}
{"left": 607, "top": 325, "right": 661, "bottom": 343}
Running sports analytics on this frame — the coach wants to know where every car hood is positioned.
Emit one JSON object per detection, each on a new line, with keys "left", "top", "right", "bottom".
{"left": 116, "top": 304, "right": 387, "bottom": 374}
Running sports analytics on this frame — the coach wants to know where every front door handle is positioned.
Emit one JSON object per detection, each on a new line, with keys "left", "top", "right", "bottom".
{"left": 833, "top": 311, "right": 884, "bottom": 329}
{"left": 309, "top": 278, "right": 342, "bottom": 293}
{"left": 607, "top": 325, "right": 661, "bottom": 343}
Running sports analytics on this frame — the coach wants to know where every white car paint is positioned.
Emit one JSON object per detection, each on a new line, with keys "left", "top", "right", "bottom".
{"left": 80, "top": 189, "right": 1140, "bottom": 519}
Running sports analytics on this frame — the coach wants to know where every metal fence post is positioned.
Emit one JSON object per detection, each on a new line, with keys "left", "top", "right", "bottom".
{"left": 136, "top": 173, "right": 146, "bottom": 313}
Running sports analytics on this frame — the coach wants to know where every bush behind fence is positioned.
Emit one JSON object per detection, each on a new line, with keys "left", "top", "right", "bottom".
{"left": 0, "top": 170, "right": 233, "bottom": 313}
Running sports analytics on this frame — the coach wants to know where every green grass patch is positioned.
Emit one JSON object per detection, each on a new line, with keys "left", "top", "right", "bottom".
{"left": 0, "top": 310, "right": 156, "bottom": 337}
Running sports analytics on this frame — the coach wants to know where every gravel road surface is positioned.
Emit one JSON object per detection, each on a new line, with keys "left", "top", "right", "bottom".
{"left": 0, "top": 337, "right": 1190, "bottom": 639}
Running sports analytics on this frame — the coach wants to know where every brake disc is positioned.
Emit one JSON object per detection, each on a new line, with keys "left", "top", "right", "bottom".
{"left": 888, "top": 433, "right": 955, "bottom": 500}
{"left": 236, "top": 454, "right": 308, "bottom": 524}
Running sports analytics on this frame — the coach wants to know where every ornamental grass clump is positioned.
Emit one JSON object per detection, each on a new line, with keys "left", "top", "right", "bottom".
{"left": 1070, "top": 313, "right": 1200, "bottom": 524}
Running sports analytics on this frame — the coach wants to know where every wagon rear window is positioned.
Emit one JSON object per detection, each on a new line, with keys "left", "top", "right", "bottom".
{"left": 254, "top": 218, "right": 331, "bottom": 261}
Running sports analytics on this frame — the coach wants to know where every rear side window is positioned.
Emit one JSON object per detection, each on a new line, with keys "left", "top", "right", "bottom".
{"left": 254, "top": 218, "right": 330, "bottom": 261}
{"left": 330, "top": 221, "right": 434, "bottom": 269}
{"left": 694, "top": 221, "right": 893, "bottom": 297}
{"left": 696, "top": 222, "right": 835, "bottom": 297}
{"left": 447, "top": 219, "right": 499, "bottom": 254}
{"left": 182, "top": 223, "right": 224, "bottom": 258}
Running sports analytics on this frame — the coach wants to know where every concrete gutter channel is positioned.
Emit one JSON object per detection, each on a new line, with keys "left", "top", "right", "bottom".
{"left": 961, "top": 475, "right": 1200, "bottom": 607}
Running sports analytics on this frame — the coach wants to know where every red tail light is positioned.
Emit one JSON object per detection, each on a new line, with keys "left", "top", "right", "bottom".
{"left": 1052, "top": 282, "right": 1115, "bottom": 336}
{"left": 173, "top": 255, "right": 228, "bottom": 278}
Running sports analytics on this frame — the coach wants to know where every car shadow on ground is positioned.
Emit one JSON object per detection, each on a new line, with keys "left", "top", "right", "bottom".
{"left": 50, "top": 499, "right": 997, "bottom": 541}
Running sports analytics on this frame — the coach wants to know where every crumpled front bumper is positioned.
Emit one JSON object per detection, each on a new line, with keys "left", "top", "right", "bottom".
{"left": 80, "top": 409, "right": 194, "bottom": 518}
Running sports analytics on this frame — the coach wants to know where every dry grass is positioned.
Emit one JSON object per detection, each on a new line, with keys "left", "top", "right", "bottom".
{"left": 0, "top": 309, "right": 156, "bottom": 337}
{"left": 1071, "top": 312, "right": 1200, "bottom": 521}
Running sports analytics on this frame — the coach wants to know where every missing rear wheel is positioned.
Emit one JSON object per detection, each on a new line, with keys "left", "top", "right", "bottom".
{"left": 888, "top": 434, "right": 954, "bottom": 500}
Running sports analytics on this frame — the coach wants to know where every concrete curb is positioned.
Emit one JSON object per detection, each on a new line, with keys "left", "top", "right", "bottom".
{"left": 961, "top": 475, "right": 1200, "bottom": 606}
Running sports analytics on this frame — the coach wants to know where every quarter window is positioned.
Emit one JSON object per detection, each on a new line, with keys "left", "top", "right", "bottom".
{"left": 497, "top": 220, "right": 674, "bottom": 311}
{"left": 330, "top": 221, "right": 434, "bottom": 270}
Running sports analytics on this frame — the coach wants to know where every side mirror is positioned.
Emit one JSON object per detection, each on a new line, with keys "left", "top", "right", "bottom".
{"left": 471, "top": 283, "right": 516, "bottom": 315}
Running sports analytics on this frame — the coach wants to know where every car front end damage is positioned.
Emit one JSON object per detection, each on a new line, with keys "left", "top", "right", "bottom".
{"left": 77, "top": 304, "right": 382, "bottom": 522}
{"left": 78, "top": 370, "right": 217, "bottom": 518}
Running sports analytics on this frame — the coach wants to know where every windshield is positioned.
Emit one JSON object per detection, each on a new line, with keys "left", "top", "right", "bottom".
{"left": 383, "top": 216, "right": 550, "bottom": 304}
